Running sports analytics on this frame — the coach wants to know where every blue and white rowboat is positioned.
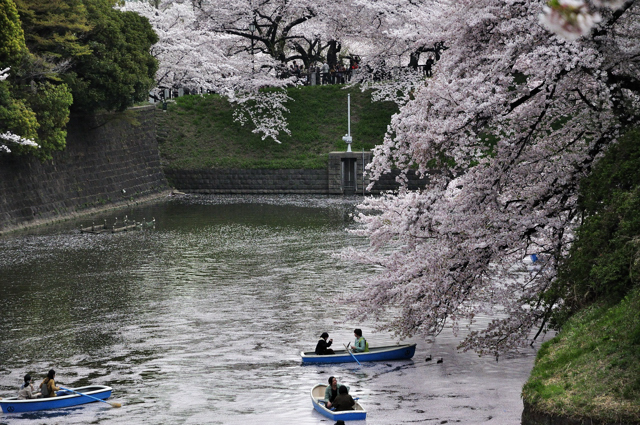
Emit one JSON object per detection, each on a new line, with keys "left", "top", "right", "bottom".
{"left": 301, "top": 343, "right": 416, "bottom": 364}
{"left": 311, "top": 384, "right": 366, "bottom": 421}
{"left": 0, "top": 385, "right": 113, "bottom": 413}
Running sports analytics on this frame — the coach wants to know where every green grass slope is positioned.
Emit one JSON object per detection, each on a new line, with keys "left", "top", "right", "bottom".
{"left": 157, "top": 85, "right": 398, "bottom": 170}
{"left": 522, "top": 288, "right": 640, "bottom": 423}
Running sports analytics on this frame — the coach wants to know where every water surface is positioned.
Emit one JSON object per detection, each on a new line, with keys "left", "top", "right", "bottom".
{"left": 0, "top": 195, "right": 537, "bottom": 424}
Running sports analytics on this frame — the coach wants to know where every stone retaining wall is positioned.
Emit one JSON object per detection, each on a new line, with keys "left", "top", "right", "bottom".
{"left": 164, "top": 167, "right": 430, "bottom": 195}
{"left": 372, "top": 169, "right": 431, "bottom": 193}
{"left": 0, "top": 105, "right": 168, "bottom": 233}
{"left": 164, "top": 168, "right": 329, "bottom": 194}
{"left": 0, "top": 104, "right": 432, "bottom": 234}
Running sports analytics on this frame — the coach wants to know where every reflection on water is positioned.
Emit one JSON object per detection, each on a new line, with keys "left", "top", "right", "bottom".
{"left": 0, "top": 195, "right": 537, "bottom": 424}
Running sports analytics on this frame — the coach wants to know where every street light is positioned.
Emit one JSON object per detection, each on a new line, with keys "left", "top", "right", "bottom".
{"left": 342, "top": 94, "right": 353, "bottom": 152}
{"left": 249, "top": 21, "right": 256, "bottom": 73}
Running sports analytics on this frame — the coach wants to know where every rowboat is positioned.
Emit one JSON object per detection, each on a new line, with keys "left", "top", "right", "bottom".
{"left": 300, "top": 343, "right": 416, "bottom": 364}
{"left": 310, "top": 384, "right": 366, "bottom": 421}
{"left": 0, "top": 385, "right": 112, "bottom": 413}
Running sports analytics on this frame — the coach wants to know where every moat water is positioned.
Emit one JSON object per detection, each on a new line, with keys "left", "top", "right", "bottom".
{"left": 0, "top": 195, "right": 539, "bottom": 424}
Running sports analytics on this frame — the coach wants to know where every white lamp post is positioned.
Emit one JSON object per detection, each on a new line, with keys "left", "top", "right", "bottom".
{"left": 342, "top": 94, "right": 352, "bottom": 152}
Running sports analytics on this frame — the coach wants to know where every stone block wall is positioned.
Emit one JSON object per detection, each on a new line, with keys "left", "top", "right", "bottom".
{"left": 164, "top": 169, "right": 328, "bottom": 194}
{"left": 371, "top": 169, "right": 431, "bottom": 192}
{"left": 164, "top": 164, "right": 430, "bottom": 195}
{"left": 0, "top": 105, "right": 168, "bottom": 232}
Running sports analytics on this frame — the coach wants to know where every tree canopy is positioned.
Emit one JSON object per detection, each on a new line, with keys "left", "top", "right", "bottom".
{"left": 13, "top": 0, "right": 92, "bottom": 62}
{"left": 1, "top": 0, "right": 159, "bottom": 159}
{"left": 548, "top": 128, "right": 640, "bottom": 328}
{"left": 0, "top": 0, "right": 27, "bottom": 67}
{"left": 343, "top": 0, "right": 640, "bottom": 355}
{"left": 0, "top": 0, "right": 41, "bottom": 155}
{"left": 63, "top": 0, "right": 158, "bottom": 112}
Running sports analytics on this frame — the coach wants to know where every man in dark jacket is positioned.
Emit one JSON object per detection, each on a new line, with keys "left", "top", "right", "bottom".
{"left": 332, "top": 385, "right": 355, "bottom": 411}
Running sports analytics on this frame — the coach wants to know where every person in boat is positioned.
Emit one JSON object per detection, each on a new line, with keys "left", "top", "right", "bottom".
{"left": 40, "top": 369, "right": 61, "bottom": 398}
{"left": 324, "top": 376, "right": 349, "bottom": 409}
{"left": 332, "top": 385, "right": 355, "bottom": 411}
{"left": 17, "top": 374, "right": 41, "bottom": 399}
{"left": 350, "top": 329, "right": 369, "bottom": 353}
{"left": 315, "top": 332, "right": 335, "bottom": 355}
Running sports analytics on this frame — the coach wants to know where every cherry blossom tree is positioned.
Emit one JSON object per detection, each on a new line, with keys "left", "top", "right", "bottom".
{"left": 121, "top": 0, "right": 638, "bottom": 356}
{"left": 121, "top": 0, "right": 638, "bottom": 355}
{"left": 121, "top": 0, "right": 299, "bottom": 141}
{"left": 0, "top": 131, "right": 38, "bottom": 153}
{"left": 341, "top": 0, "right": 640, "bottom": 356}
{"left": 121, "top": 0, "right": 639, "bottom": 354}
{"left": 192, "top": 0, "right": 361, "bottom": 70}
{"left": 121, "top": 1, "right": 234, "bottom": 92}
{"left": 121, "top": 0, "right": 375, "bottom": 141}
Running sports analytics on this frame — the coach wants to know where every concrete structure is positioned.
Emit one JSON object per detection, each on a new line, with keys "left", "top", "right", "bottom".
{"left": 328, "top": 151, "right": 372, "bottom": 195}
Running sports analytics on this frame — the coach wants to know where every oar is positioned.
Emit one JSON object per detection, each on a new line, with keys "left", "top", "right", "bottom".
{"left": 344, "top": 343, "right": 362, "bottom": 366}
{"left": 59, "top": 386, "right": 121, "bottom": 408}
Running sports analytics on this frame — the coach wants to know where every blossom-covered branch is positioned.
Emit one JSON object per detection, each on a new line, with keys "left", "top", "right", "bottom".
{"left": 342, "top": 0, "right": 639, "bottom": 355}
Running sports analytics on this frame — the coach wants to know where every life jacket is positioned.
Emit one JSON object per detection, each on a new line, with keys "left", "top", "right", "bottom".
{"left": 357, "top": 337, "right": 369, "bottom": 352}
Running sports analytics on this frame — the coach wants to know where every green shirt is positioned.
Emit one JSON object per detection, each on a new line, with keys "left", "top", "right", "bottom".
{"left": 353, "top": 336, "right": 368, "bottom": 352}
{"left": 324, "top": 384, "right": 350, "bottom": 403}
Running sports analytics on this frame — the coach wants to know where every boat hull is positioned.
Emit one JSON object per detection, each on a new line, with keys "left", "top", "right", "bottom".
{"left": 310, "top": 384, "right": 366, "bottom": 421}
{"left": 0, "top": 385, "right": 112, "bottom": 413}
{"left": 301, "top": 343, "right": 416, "bottom": 364}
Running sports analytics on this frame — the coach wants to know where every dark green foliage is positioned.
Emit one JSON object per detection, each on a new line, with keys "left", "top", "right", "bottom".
{"left": 17, "top": 82, "right": 72, "bottom": 159}
{"left": 2, "top": 0, "right": 158, "bottom": 161}
{"left": 13, "top": 0, "right": 158, "bottom": 113}
{"left": 1, "top": 0, "right": 73, "bottom": 159}
{"left": 63, "top": 0, "right": 158, "bottom": 113}
{"left": 546, "top": 128, "right": 640, "bottom": 328}
{"left": 0, "top": 79, "right": 39, "bottom": 141}
{"left": 0, "top": 0, "right": 38, "bottom": 156}
{"left": 0, "top": 0, "right": 27, "bottom": 67}
{"left": 0, "top": 79, "right": 72, "bottom": 159}
{"left": 13, "top": 0, "right": 91, "bottom": 62}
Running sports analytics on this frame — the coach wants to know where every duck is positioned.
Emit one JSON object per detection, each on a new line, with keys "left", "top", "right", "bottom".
{"left": 142, "top": 217, "right": 156, "bottom": 228}
{"left": 437, "top": 357, "right": 443, "bottom": 364}
{"left": 425, "top": 355, "right": 432, "bottom": 362}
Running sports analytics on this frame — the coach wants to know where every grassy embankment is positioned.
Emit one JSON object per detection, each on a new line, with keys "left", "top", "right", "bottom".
{"left": 157, "top": 85, "right": 398, "bottom": 170}
{"left": 523, "top": 288, "right": 640, "bottom": 423}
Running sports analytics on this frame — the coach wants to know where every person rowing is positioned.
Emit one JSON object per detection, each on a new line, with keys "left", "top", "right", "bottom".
{"left": 40, "top": 369, "right": 60, "bottom": 398}
{"left": 350, "top": 329, "right": 369, "bottom": 353}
